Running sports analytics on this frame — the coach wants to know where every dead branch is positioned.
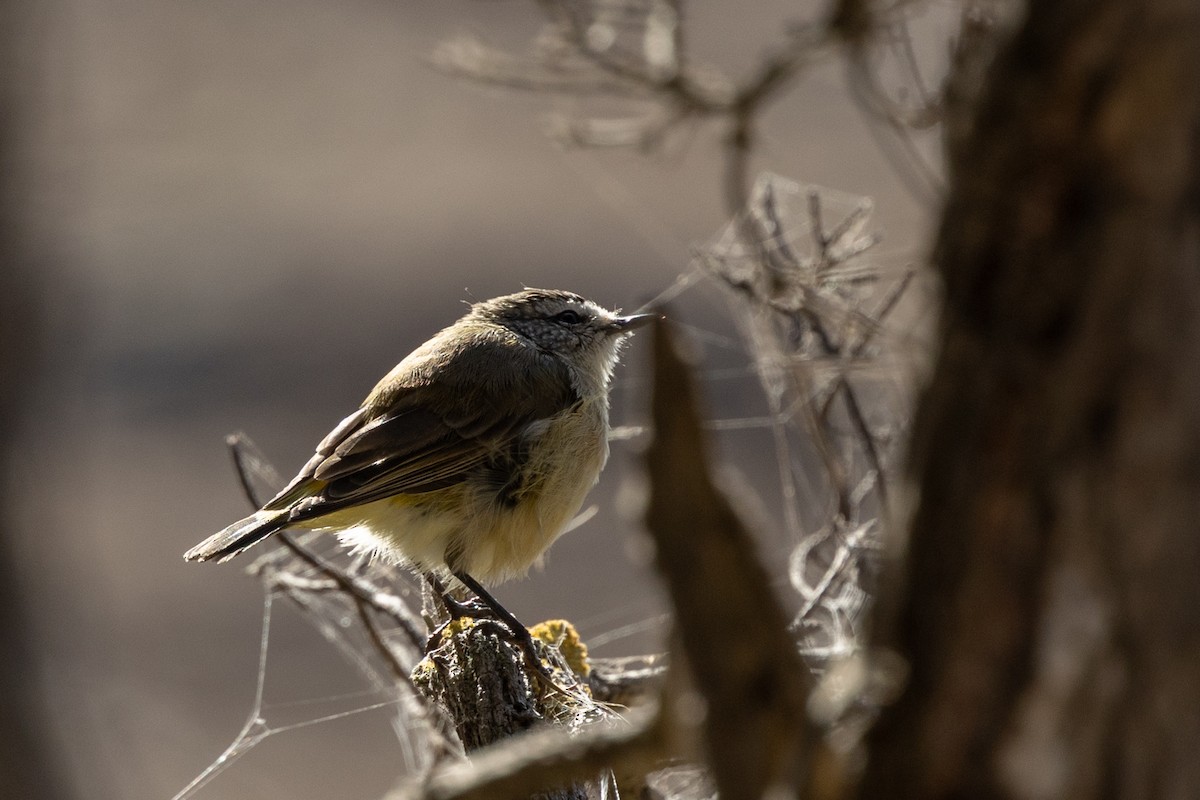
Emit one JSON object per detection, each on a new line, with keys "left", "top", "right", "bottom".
{"left": 645, "top": 317, "right": 828, "bottom": 799}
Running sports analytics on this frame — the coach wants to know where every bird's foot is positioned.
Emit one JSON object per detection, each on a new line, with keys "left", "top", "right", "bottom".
{"left": 429, "top": 571, "right": 588, "bottom": 703}
{"left": 438, "top": 593, "right": 493, "bottom": 621}
{"left": 424, "top": 617, "right": 583, "bottom": 704}
{"left": 423, "top": 572, "right": 495, "bottom": 648}
{"left": 489, "top": 619, "right": 585, "bottom": 704}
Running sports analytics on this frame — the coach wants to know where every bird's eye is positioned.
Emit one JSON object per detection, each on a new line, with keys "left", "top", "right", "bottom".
{"left": 554, "top": 309, "right": 585, "bottom": 325}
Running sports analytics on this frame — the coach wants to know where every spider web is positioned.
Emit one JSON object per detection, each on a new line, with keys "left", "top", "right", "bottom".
{"left": 699, "top": 174, "right": 918, "bottom": 671}
{"left": 173, "top": 593, "right": 403, "bottom": 800}
{"left": 176, "top": 173, "right": 921, "bottom": 800}
{"left": 173, "top": 543, "right": 449, "bottom": 800}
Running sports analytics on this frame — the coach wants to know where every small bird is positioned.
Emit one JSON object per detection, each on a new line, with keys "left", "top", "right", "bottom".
{"left": 185, "top": 289, "right": 654, "bottom": 602}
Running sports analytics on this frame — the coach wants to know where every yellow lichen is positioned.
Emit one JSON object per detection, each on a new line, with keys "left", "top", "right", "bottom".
{"left": 529, "top": 618, "right": 590, "bottom": 678}
{"left": 438, "top": 616, "right": 478, "bottom": 641}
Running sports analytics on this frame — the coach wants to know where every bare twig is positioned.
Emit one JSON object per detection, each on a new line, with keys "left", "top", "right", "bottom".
{"left": 226, "top": 434, "right": 429, "bottom": 658}
{"left": 224, "top": 434, "right": 457, "bottom": 751}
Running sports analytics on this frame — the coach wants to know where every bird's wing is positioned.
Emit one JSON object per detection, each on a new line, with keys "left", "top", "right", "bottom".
{"left": 314, "top": 406, "right": 509, "bottom": 499}
{"left": 268, "top": 335, "right": 577, "bottom": 516}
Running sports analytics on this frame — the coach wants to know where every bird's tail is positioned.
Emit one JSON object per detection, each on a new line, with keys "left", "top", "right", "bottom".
{"left": 184, "top": 509, "right": 291, "bottom": 563}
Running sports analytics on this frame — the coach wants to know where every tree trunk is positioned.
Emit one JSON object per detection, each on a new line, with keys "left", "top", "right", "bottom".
{"left": 862, "top": 1, "right": 1200, "bottom": 798}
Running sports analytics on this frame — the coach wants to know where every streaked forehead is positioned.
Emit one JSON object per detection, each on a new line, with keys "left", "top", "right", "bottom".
{"left": 516, "top": 288, "right": 588, "bottom": 307}
{"left": 475, "top": 289, "right": 605, "bottom": 318}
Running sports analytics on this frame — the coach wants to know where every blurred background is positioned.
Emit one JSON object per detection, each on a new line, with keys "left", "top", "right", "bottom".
{"left": 3, "top": 1, "right": 939, "bottom": 797}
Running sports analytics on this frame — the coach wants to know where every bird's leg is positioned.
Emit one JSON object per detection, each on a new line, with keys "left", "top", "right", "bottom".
{"left": 451, "top": 572, "right": 535, "bottom": 649}
{"left": 424, "top": 572, "right": 489, "bottom": 621}
{"left": 423, "top": 573, "right": 491, "bottom": 653}
{"left": 452, "top": 571, "right": 578, "bottom": 699}
{"left": 424, "top": 570, "right": 579, "bottom": 699}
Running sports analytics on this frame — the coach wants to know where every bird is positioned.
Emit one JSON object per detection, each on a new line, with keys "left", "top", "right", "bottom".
{"left": 185, "top": 289, "right": 654, "bottom": 643}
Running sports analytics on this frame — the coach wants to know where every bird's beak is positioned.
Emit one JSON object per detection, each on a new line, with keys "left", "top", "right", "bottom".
{"left": 609, "top": 312, "right": 660, "bottom": 333}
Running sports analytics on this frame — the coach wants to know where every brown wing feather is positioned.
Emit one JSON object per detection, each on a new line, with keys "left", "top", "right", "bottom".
{"left": 274, "top": 328, "right": 577, "bottom": 518}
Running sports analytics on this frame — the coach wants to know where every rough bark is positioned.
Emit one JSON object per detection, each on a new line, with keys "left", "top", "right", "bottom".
{"left": 862, "top": 1, "right": 1200, "bottom": 799}
{"left": 414, "top": 621, "right": 544, "bottom": 753}
{"left": 412, "top": 621, "right": 588, "bottom": 800}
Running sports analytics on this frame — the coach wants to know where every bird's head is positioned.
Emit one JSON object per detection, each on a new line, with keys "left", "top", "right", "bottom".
{"left": 471, "top": 288, "right": 657, "bottom": 393}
